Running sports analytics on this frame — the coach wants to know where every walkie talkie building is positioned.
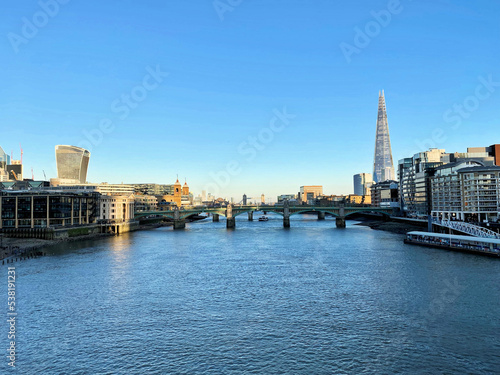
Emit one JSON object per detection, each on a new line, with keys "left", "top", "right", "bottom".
{"left": 55, "top": 145, "right": 90, "bottom": 184}
{"left": 373, "top": 91, "right": 395, "bottom": 183}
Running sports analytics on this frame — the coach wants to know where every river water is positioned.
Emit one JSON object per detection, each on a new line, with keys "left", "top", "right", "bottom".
{"left": 2, "top": 214, "right": 499, "bottom": 374}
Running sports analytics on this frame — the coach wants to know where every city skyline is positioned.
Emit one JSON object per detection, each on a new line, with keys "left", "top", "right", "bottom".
{"left": 1, "top": 1, "right": 499, "bottom": 198}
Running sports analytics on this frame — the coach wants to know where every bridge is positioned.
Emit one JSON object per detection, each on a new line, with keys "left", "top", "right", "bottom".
{"left": 134, "top": 201, "right": 394, "bottom": 229}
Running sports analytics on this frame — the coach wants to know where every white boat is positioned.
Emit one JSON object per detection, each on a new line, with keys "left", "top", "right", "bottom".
{"left": 405, "top": 231, "right": 500, "bottom": 257}
{"left": 258, "top": 216, "right": 269, "bottom": 222}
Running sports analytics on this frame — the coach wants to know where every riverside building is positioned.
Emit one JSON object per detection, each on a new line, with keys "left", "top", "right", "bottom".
{"left": 431, "top": 164, "right": 500, "bottom": 223}
{"left": 0, "top": 190, "right": 100, "bottom": 229}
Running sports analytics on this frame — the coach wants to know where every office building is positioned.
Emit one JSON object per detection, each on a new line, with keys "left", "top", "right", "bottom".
{"left": 299, "top": 186, "right": 323, "bottom": 204}
{"left": 398, "top": 149, "right": 448, "bottom": 217}
{"left": 431, "top": 163, "right": 500, "bottom": 223}
{"left": 99, "top": 194, "right": 135, "bottom": 223}
{"left": 353, "top": 173, "right": 373, "bottom": 196}
{"left": 131, "top": 183, "right": 174, "bottom": 196}
{"left": 0, "top": 190, "right": 99, "bottom": 229}
{"left": 134, "top": 195, "right": 158, "bottom": 212}
{"left": 55, "top": 145, "right": 90, "bottom": 184}
{"left": 373, "top": 91, "right": 395, "bottom": 183}
{"left": 371, "top": 180, "right": 399, "bottom": 208}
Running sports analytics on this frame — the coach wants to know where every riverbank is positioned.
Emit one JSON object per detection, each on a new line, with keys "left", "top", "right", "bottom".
{"left": 0, "top": 220, "right": 180, "bottom": 260}
{"left": 0, "top": 232, "right": 114, "bottom": 260}
{"left": 355, "top": 220, "right": 425, "bottom": 235}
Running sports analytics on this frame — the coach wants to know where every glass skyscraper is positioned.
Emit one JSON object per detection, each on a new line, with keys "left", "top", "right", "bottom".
{"left": 373, "top": 91, "right": 395, "bottom": 183}
{"left": 55, "top": 145, "right": 91, "bottom": 184}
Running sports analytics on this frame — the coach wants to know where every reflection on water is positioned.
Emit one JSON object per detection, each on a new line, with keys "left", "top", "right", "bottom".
{"left": 2, "top": 214, "right": 499, "bottom": 374}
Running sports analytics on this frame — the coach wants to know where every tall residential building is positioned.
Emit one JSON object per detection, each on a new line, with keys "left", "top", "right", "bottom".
{"left": 398, "top": 147, "right": 497, "bottom": 217}
{"left": 373, "top": 91, "right": 395, "bottom": 183}
{"left": 353, "top": 173, "right": 373, "bottom": 196}
{"left": 55, "top": 145, "right": 90, "bottom": 184}
{"left": 431, "top": 163, "right": 500, "bottom": 223}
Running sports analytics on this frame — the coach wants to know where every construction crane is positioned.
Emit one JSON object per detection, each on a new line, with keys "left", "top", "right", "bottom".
{"left": 19, "top": 144, "right": 23, "bottom": 164}
{"left": 31, "top": 167, "right": 34, "bottom": 180}
{"left": 43, "top": 170, "right": 47, "bottom": 180}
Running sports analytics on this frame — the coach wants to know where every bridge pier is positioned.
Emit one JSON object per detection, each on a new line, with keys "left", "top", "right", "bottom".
{"left": 174, "top": 219, "right": 186, "bottom": 229}
{"left": 283, "top": 200, "right": 290, "bottom": 228}
{"left": 283, "top": 216, "right": 290, "bottom": 228}
{"left": 173, "top": 207, "right": 185, "bottom": 229}
{"left": 336, "top": 217, "right": 346, "bottom": 229}
{"left": 226, "top": 204, "right": 235, "bottom": 229}
{"left": 248, "top": 211, "right": 253, "bottom": 221}
{"left": 318, "top": 211, "right": 325, "bottom": 220}
{"left": 226, "top": 217, "right": 236, "bottom": 229}
{"left": 213, "top": 214, "right": 219, "bottom": 222}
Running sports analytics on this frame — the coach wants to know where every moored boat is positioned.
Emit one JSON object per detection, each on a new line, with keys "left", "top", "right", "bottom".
{"left": 404, "top": 231, "right": 500, "bottom": 257}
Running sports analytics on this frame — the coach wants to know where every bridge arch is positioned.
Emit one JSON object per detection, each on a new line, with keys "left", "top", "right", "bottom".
{"left": 135, "top": 212, "right": 175, "bottom": 220}
{"left": 289, "top": 209, "right": 339, "bottom": 217}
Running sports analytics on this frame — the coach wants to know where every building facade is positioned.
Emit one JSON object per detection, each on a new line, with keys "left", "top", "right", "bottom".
{"left": 431, "top": 164, "right": 500, "bottom": 223}
{"left": 99, "top": 194, "right": 135, "bottom": 223}
{"left": 398, "top": 149, "right": 448, "bottom": 217}
{"left": 299, "top": 186, "right": 323, "bottom": 205}
{"left": 373, "top": 91, "right": 395, "bottom": 183}
{"left": 55, "top": 145, "right": 90, "bottom": 184}
{"left": 0, "top": 190, "right": 99, "bottom": 229}
{"left": 134, "top": 195, "right": 158, "bottom": 212}
{"left": 371, "top": 180, "right": 399, "bottom": 208}
{"left": 353, "top": 173, "right": 373, "bottom": 196}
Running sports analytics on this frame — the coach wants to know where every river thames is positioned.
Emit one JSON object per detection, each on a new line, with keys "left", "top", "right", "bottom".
{"left": 2, "top": 214, "right": 499, "bottom": 374}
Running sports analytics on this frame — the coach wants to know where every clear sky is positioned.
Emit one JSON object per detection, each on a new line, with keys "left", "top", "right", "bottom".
{"left": 1, "top": 0, "right": 499, "bottom": 201}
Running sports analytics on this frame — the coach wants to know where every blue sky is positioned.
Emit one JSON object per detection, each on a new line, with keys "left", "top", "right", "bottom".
{"left": 1, "top": 0, "right": 499, "bottom": 200}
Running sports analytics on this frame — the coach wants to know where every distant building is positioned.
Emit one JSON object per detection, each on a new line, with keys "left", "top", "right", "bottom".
{"left": 155, "top": 178, "right": 191, "bottom": 208}
{"left": 131, "top": 183, "right": 174, "bottom": 195}
{"left": 353, "top": 173, "right": 373, "bottom": 196}
{"left": 0, "top": 146, "right": 12, "bottom": 181}
{"left": 277, "top": 194, "right": 296, "bottom": 203}
{"left": 55, "top": 145, "right": 90, "bottom": 184}
{"left": 134, "top": 195, "right": 158, "bottom": 212}
{"left": 261, "top": 194, "right": 265, "bottom": 204}
{"left": 347, "top": 195, "right": 363, "bottom": 204}
{"left": 315, "top": 195, "right": 346, "bottom": 206}
{"left": 51, "top": 183, "right": 135, "bottom": 195}
{"left": 373, "top": 91, "right": 395, "bottom": 183}
{"left": 99, "top": 194, "right": 135, "bottom": 223}
{"left": 6, "top": 163, "right": 23, "bottom": 181}
{"left": 299, "top": 186, "right": 323, "bottom": 204}
{"left": 398, "top": 149, "right": 448, "bottom": 217}
{"left": 371, "top": 180, "right": 399, "bottom": 208}
{"left": 243, "top": 194, "right": 248, "bottom": 205}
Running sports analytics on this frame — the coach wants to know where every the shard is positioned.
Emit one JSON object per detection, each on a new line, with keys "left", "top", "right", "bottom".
{"left": 373, "top": 90, "right": 395, "bottom": 183}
